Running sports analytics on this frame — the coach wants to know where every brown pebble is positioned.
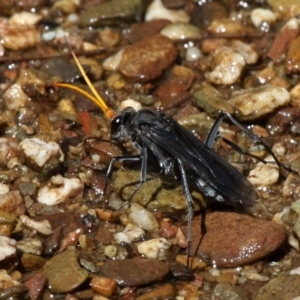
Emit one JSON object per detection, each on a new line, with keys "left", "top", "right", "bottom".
{"left": 119, "top": 34, "right": 177, "bottom": 82}
{"left": 23, "top": 273, "right": 47, "bottom": 300}
{"left": 90, "top": 276, "right": 117, "bottom": 297}
{"left": 285, "top": 36, "right": 300, "bottom": 74}
{"left": 136, "top": 283, "right": 176, "bottom": 300}
{"left": 99, "top": 259, "right": 170, "bottom": 286}
{"left": 183, "top": 212, "right": 286, "bottom": 267}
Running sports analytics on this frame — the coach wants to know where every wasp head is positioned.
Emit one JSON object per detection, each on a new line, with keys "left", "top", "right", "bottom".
{"left": 110, "top": 107, "right": 136, "bottom": 143}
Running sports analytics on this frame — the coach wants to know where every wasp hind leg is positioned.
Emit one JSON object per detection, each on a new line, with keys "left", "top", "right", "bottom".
{"left": 205, "top": 111, "right": 287, "bottom": 169}
{"left": 177, "top": 158, "right": 194, "bottom": 270}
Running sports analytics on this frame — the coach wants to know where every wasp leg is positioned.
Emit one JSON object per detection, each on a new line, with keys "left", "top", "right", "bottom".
{"left": 103, "top": 154, "right": 141, "bottom": 197}
{"left": 177, "top": 158, "right": 194, "bottom": 269}
{"left": 205, "top": 111, "right": 289, "bottom": 171}
{"left": 204, "top": 112, "right": 225, "bottom": 148}
{"left": 218, "top": 136, "right": 267, "bottom": 163}
{"left": 103, "top": 147, "right": 148, "bottom": 206}
{"left": 125, "top": 147, "right": 148, "bottom": 203}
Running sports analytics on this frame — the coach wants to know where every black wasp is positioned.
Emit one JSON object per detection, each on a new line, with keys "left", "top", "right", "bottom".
{"left": 56, "top": 48, "right": 284, "bottom": 267}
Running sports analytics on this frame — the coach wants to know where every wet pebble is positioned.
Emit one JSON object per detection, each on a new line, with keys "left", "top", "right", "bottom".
{"left": 3, "top": 83, "right": 29, "bottom": 110}
{"left": 37, "top": 175, "right": 83, "bottom": 206}
{"left": 267, "top": 0, "right": 300, "bottom": 18}
{"left": 90, "top": 276, "right": 117, "bottom": 297}
{"left": 21, "top": 253, "right": 46, "bottom": 272}
{"left": 102, "top": 49, "right": 124, "bottom": 71}
{"left": 114, "top": 223, "right": 145, "bottom": 244}
{"left": 136, "top": 283, "right": 176, "bottom": 300}
{"left": 0, "top": 284, "right": 28, "bottom": 300}
{"left": 160, "top": 23, "right": 200, "bottom": 41}
{"left": 248, "top": 156, "right": 280, "bottom": 186}
{"left": 0, "top": 235, "right": 16, "bottom": 261}
{"left": 125, "top": 19, "right": 171, "bottom": 43}
{"left": 184, "top": 212, "right": 286, "bottom": 267}
{"left": 251, "top": 8, "right": 277, "bottom": 28}
{"left": 41, "top": 248, "right": 88, "bottom": 293}
{"left": 113, "top": 168, "right": 189, "bottom": 213}
{"left": 23, "top": 273, "right": 47, "bottom": 300}
{"left": 9, "top": 11, "right": 42, "bottom": 26}
{"left": 229, "top": 85, "right": 290, "bottom": 121}
{"left": 119, "top": 34, "right": 177, "bottom": 82}
{"left": 0, "top": 210, "right": 16, "bottom": 236}
{"left": 20, "top": 215, "right": 53, "bottom": 235}
{"left": 213, "top": 282, "right": 248, "bottom": 300}
{"left": 19, "top": 138, "right": 64, "bottom": 170}
{"left": 79, "top": 0, "right": 142, "bottom": 27}
{"left": 137, "top": 238, "right": 172, "bottom": 260}
{"left": 285, "top": 36, "right": 300, "bottom": 74}
{"left": 99, "top": 259, "right": 169, "bottom": 287}
{"left": 16, "top": 237, "right": 43, "bottom": 255}
{"left": 192, "top": 82, "right": 234, "bottom": 117}
{"left": 205, "top": 47, "right": 246, "bottom": 85}
{"left": 0, "top": 191, "right": 24, "bottom": 215}
{"left": 0, "top": 23, "right": 40, "bottom": 50}
{"left": 154, "top": 65, "right": 195, "bottom": 99}
{"left": 255, "top": 274, "right": 300, "bottom": 300}
{"left": 95, "top": 224, "right": 113, "bottom": 245}
{"left": 145, "top": 0, "right": 190, "bottom": 23}
{"left": 127, "top": 203, "right": 159, "bottom": 232}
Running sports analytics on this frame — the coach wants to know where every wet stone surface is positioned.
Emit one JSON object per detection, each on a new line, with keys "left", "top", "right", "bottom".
{"left": 255, "top": 274, "right": 300, "bottom": 300}
{"left": 41, "top": 248, "right": 88, "bottom": 293}
{"left": 184, "top": 212, "right": 286, "bottom": 267}
{"left": 119, "top": 34, "right": 177, "bottom": 82}
{"left": 99, "top": 259, "right": 170, "bottom": 286}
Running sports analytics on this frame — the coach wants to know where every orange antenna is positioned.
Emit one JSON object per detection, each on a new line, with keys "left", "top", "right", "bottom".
{"left": 55, "top": 40, "right": 115, "bottom": 120}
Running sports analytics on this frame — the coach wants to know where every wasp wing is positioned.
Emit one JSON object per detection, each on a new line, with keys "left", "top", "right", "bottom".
{"left": 141, "top": 116, "right": 257, "bottom": 207}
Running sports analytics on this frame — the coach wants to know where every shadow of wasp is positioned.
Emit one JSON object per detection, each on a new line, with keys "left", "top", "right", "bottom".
{"left": 56, "top": 46, "right": 287, "bottom": 270}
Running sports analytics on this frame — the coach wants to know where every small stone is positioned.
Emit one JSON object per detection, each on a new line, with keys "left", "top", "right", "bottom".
{"left": 79, "top": 0, "right": 142, "bottom": 27}
{"left": 286, "top": 36, "right": 300, "bottom": 74}
{"left": 99, "top": 259, "right": 169, "bottom": 286}
{"left": 145, "top": 0, "right": 190, "bottom": 23}
{"left": 160, "top": 23, "right": 200, "bottom": 41}
{"left": 213, "top": 282, "right": 248, "bottom": 300}
{"left": 16, "top": 237, "right": 43, "bottom": 255}
{"left": 90, "top": 276, "right": 117, "bottom": 297}
{"left": 3, "top": 83, "right": 28, "bottom": 110}
{"left": 119, "top": 34, "right": 177, "bottom": 82}
{"left": 176, "top": 255, "right": 207, "bottom": 270}
{"left": 37, "top": 175, "right": 83, "bottom": 206}
{"left": 256, "top": 274, "right": 300, "bottom": 300}
{"left": 19, "top": 138, "right": 64, "bottom": 169}
{"left": 9, "top": 12, "right": 42, "bottom": 26}
{"left": 23, "top": 273, "right": 47, "bottom": 300}
{"left": 229, "top": 85, "right": 290, "bottom": 121}
{"left": 136, "top": 283, "right": 176, "bottom": 300}
{"left": 120, "top": 99, "right": 142, "bottom": 112}
{"left": 20, "top": 215, "right": 53, "bottom": 235}
{"left": 102, "top": 49, "right": 124, "bottom": 71}
{"left": 267, "top": 0, "right": 300, "bottom": 18}
{"left": 127, "top": 203, "right": 159, "bottom": 232}
{"left": 0, "top": 210, "right": 16, "bottom": 236}
{"left": 21, "top": 253, "right": 47, "bottom": 272}
{"left": 114, "top": 223, "right": 145, "bottom": 244}
{"left": 251, "top": 8, "right": 277, "bottom": 28}
{"left": 0, "top": 191, "right": 24, "bottom": 215}
{"left": 205, "top": 47, "right": 246, "bottom": 85}
{"left": 0, "top": 235, "right": 16, "bottom": 261}
{"left": 248, "top": 156, "right": 280, "bottom": 186}
{"left": 41, "top": 248, "right": 88, "bottom": 293}
{"left": 137, "top": 238, "right": 172, "bottom": 259}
